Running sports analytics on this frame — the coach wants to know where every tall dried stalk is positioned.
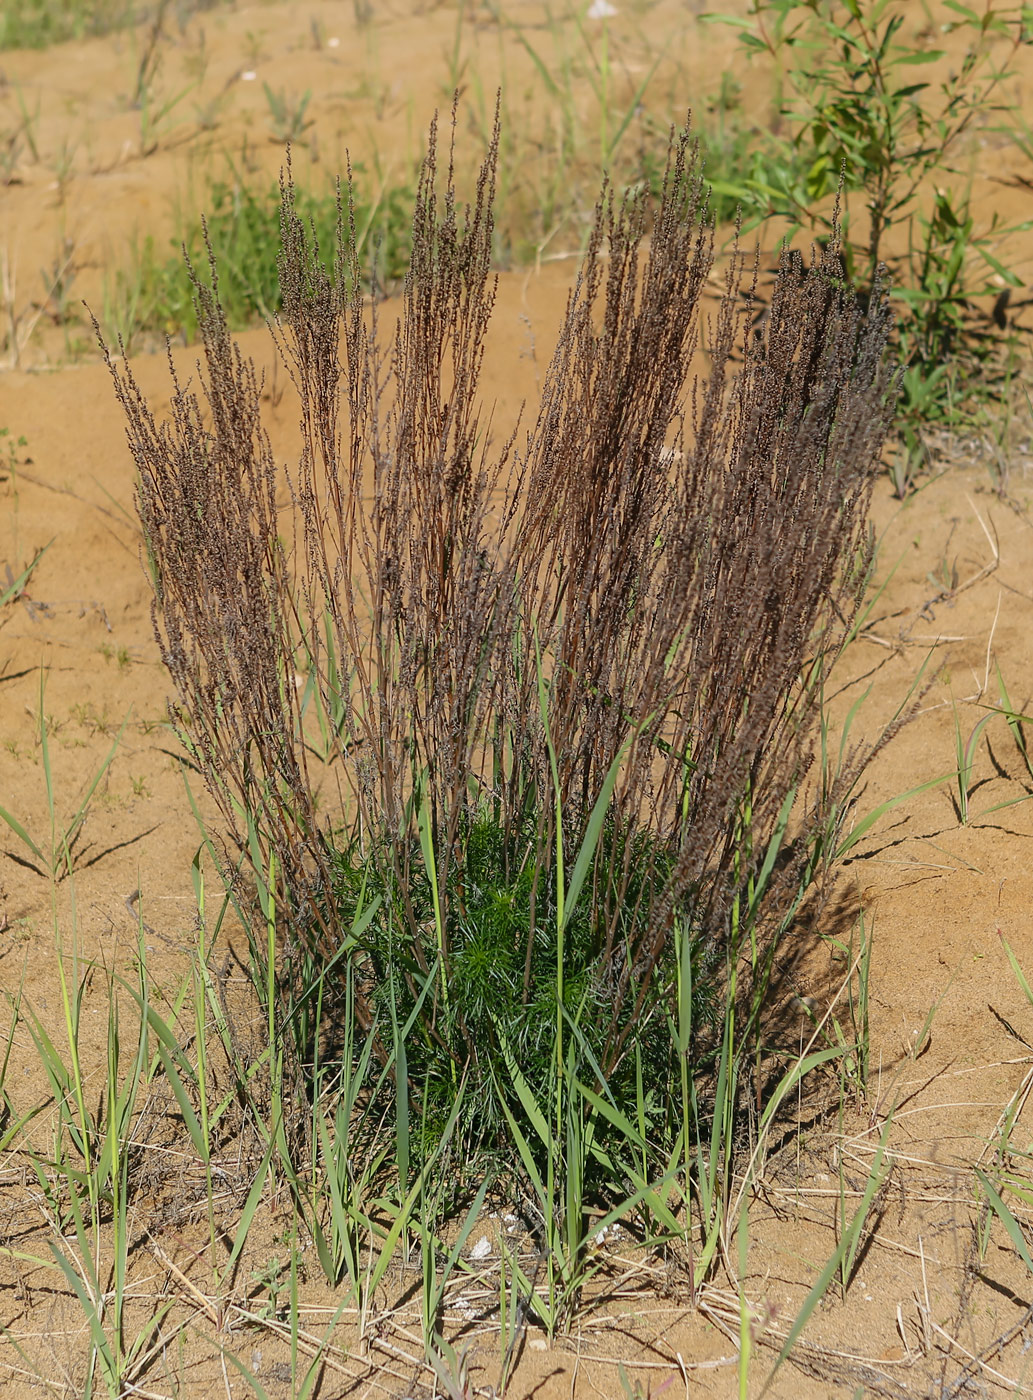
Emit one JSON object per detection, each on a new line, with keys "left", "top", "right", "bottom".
{"left": 103, "top": 256, "right": 322, "bottom": 900}
{"left": 108, "top": 108, "right": 896, "bottom": 1079}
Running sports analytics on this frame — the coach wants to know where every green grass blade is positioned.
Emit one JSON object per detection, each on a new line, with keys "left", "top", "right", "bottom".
{"left": 0, "top": 541, "right": 52, "bottom": 607}
{"left": 218, "top": 1346, "right": 273, "bottom": 1400}
{"left": 0, "top": 802, "right": 46, "bottom": 869}
{"left": 490, "top": 1015, "right": 551, "bottom": 1148}
{"left": 1000, "top": 937, "right": 1033, "bottom": 1010}
{"left": 757, "top": 1045, "right": 853, "bottom": 1136}
{"left": 218, "top": 1136, "right": 275, "bottom": 1290}
{"left": 563, "top": 739, "right": 630, "bottom": 931}
{"left": 834, "top": 772, "right": 951, "bottom": 858}
{"left": 155, "top": 1043, "right": 207, "bottom": 1161}
{"left": 438, "top": 1174, "right": 491, "bottom": 1286}
{"left": 747, "top": 784, "right": 797, "bottom": 922}
{"left": 975, "top": 1169, "right": 1033, "bottom": 1273}
{"left": 48, "top": 1243, "right": 117, "bottom": 1381}
{"left": 490, "top": 1064, "right": 547, "bottom": 1203}
{"left": 995, "top": 664, "right": 1033, "bottom": 781}
{"left": 62, "top": 713, "right": 131, "bottom": 853}
{"left": 761, "top": 1119, "right": 892, "bottom": 1392}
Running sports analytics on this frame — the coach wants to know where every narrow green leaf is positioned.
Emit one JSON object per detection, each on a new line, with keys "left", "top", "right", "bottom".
{"left": 49, "top": 1244, "right": 116, "bottom": 1377}
{"left": 762, "top": 1126, "right": 891, "bottom": 1392}
{"left": 440, "top": 1175, "right": 491, "bottom": 1282}
{"left": 0, "top": 804, "right": 46, "bottom": 867}
{"left": 0, "top": 541, "right": 52, "bottom": 608}
{"left": 491, "top": 1016, "right": 551, "bottom": 1148}
{"left": 973, "top": 244, "right": 1025, "bottom": 285}
{"left": 942, "top": 0, "right": 981, "bottom": 19}
{"left": 220, "top": 1137, "right": 274, "bottom": 1287}
{"left": 699, "top": 14, "right": 761, "bottom": 29}
{"left": 835, "top": 772, "right": 952, "bottom": 858}
{"left": 976, "top": 1169, "right": 1033, "bottom": 1273}
{"left": 757, "top": 1044, "right": 852, "bottom": 1136}
{"left": 1001, "top": 937, "right": 1033, "bottom": 1011}
{"left": 491, "top": 1066, "right": 547, "bottom": 1202}
{"left": 156, "top": 1043, "right": 207, "bottom": 1161}
{"left": 219, "top": 1346, "right": 273, "bottom": 1400}
{"left": 890, "top": 49, "right": 944, "bottom": 64}
{"left": 747, "top": 784, "right": 797, "bottom": 921}
{"left": 564, "top": 739, "right": 630, "bottom": 930}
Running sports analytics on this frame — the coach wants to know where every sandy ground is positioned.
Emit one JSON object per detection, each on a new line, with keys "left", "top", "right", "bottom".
{"left": 2, "top": 3, "right": 1033, "bottom": 1397}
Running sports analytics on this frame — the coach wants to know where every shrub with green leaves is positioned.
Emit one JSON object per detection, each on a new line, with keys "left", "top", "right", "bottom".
{"left": 705, "top": 0, "right": 1031, "bottom": 490}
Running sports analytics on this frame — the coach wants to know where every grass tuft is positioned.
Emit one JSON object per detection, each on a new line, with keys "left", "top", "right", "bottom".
{"left": 94, "top": 102, "right": 905, "bottom": 1363}
{"left": 106, "top": 165, "right": 414, "bottom": 350}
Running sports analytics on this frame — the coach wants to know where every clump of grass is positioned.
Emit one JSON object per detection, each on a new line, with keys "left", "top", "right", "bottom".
{"left": 0, "top": 0, "right": 226, "bottom": 49}
{"left": 108, "top": 165, "right": 414, "bottom": 349}
{"left": 0, "top": 670, "right": 126, "bottom": 882}
{"left": 0, "top": 0, "right": 132, "bottom": 48}
{"left": 105, "top": 104, "right": 897, "bottom": 1293}
{"left": 321, "top": 807, "right": 723, "bottom": 1172}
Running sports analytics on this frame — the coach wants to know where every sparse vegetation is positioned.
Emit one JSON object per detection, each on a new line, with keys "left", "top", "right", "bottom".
{"left": 3, "top": 4, "right": 1033, "bottom": 1396}
{"left": 0, "top": 673, "right": 126, "bottom": 881}
{"left": 107, "top": 167, "right": 414, "bottom": 350}
{"left": 0, "top": 0, "right": 231, "bottom": 51}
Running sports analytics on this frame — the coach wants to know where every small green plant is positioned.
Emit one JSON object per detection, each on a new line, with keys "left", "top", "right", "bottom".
{"left": 0, "top": 543, "right": 49, "bottom": 611}
{"left": 757, "top": 1116, "right": 893, "bottom": 1393}
{"left": 136, "top": 76, "right": 195, "bottom": 158}
{"left": 975, "top": 936, "right": 1033, "bottom": 1278}
{"left": 0, "top": 426, "right": 28, "bottom": 476}
{"left": 1, "top": 877, "right": 366, "bottom": 1392}
{"left": 97, "top": 642, "right": 132, "bottom": 671}
{"left": 9, "top": 84, "right": 41, "bottom": 165}
{"left": 951, "top": 697, "right": 994, "bottom": 825}
{"left": 242, "top": 27, "right": 266, "bottom": 67}
{"left": 446, "top": 4, "right": 680, "bottom": 262}
{"left": 0, "top": 671, "right": 127, "bottom": 880}
{"left": 957, "top": 666, "right": 1033, "bottom": 825}
{"left": 993, "top": 665, "right": 1033, "bottom": 786}
{"left": 262, "top": 84, "right": 315, "bottom": 145}
{"left": 820, "top": 910, "right": 875, "bottom": 1096}
{"left": 696, "top": 71, "right": 812, "bottom": 228}
{"left": 38, "top": 238, "right": 79, "bottom": 336}
{"left": 249, "top": 1253, "right": 292, "bottom": 1321}
{"left": 3, "top": 936, "right": 175, "bottom": 1397}
{"left": 0, "top": 87, "right": 41, "bottom": 188}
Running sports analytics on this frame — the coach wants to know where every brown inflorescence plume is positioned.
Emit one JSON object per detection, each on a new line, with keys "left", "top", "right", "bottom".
{"left": 107, "top": 105, "right": 896, "bottom": 1078}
